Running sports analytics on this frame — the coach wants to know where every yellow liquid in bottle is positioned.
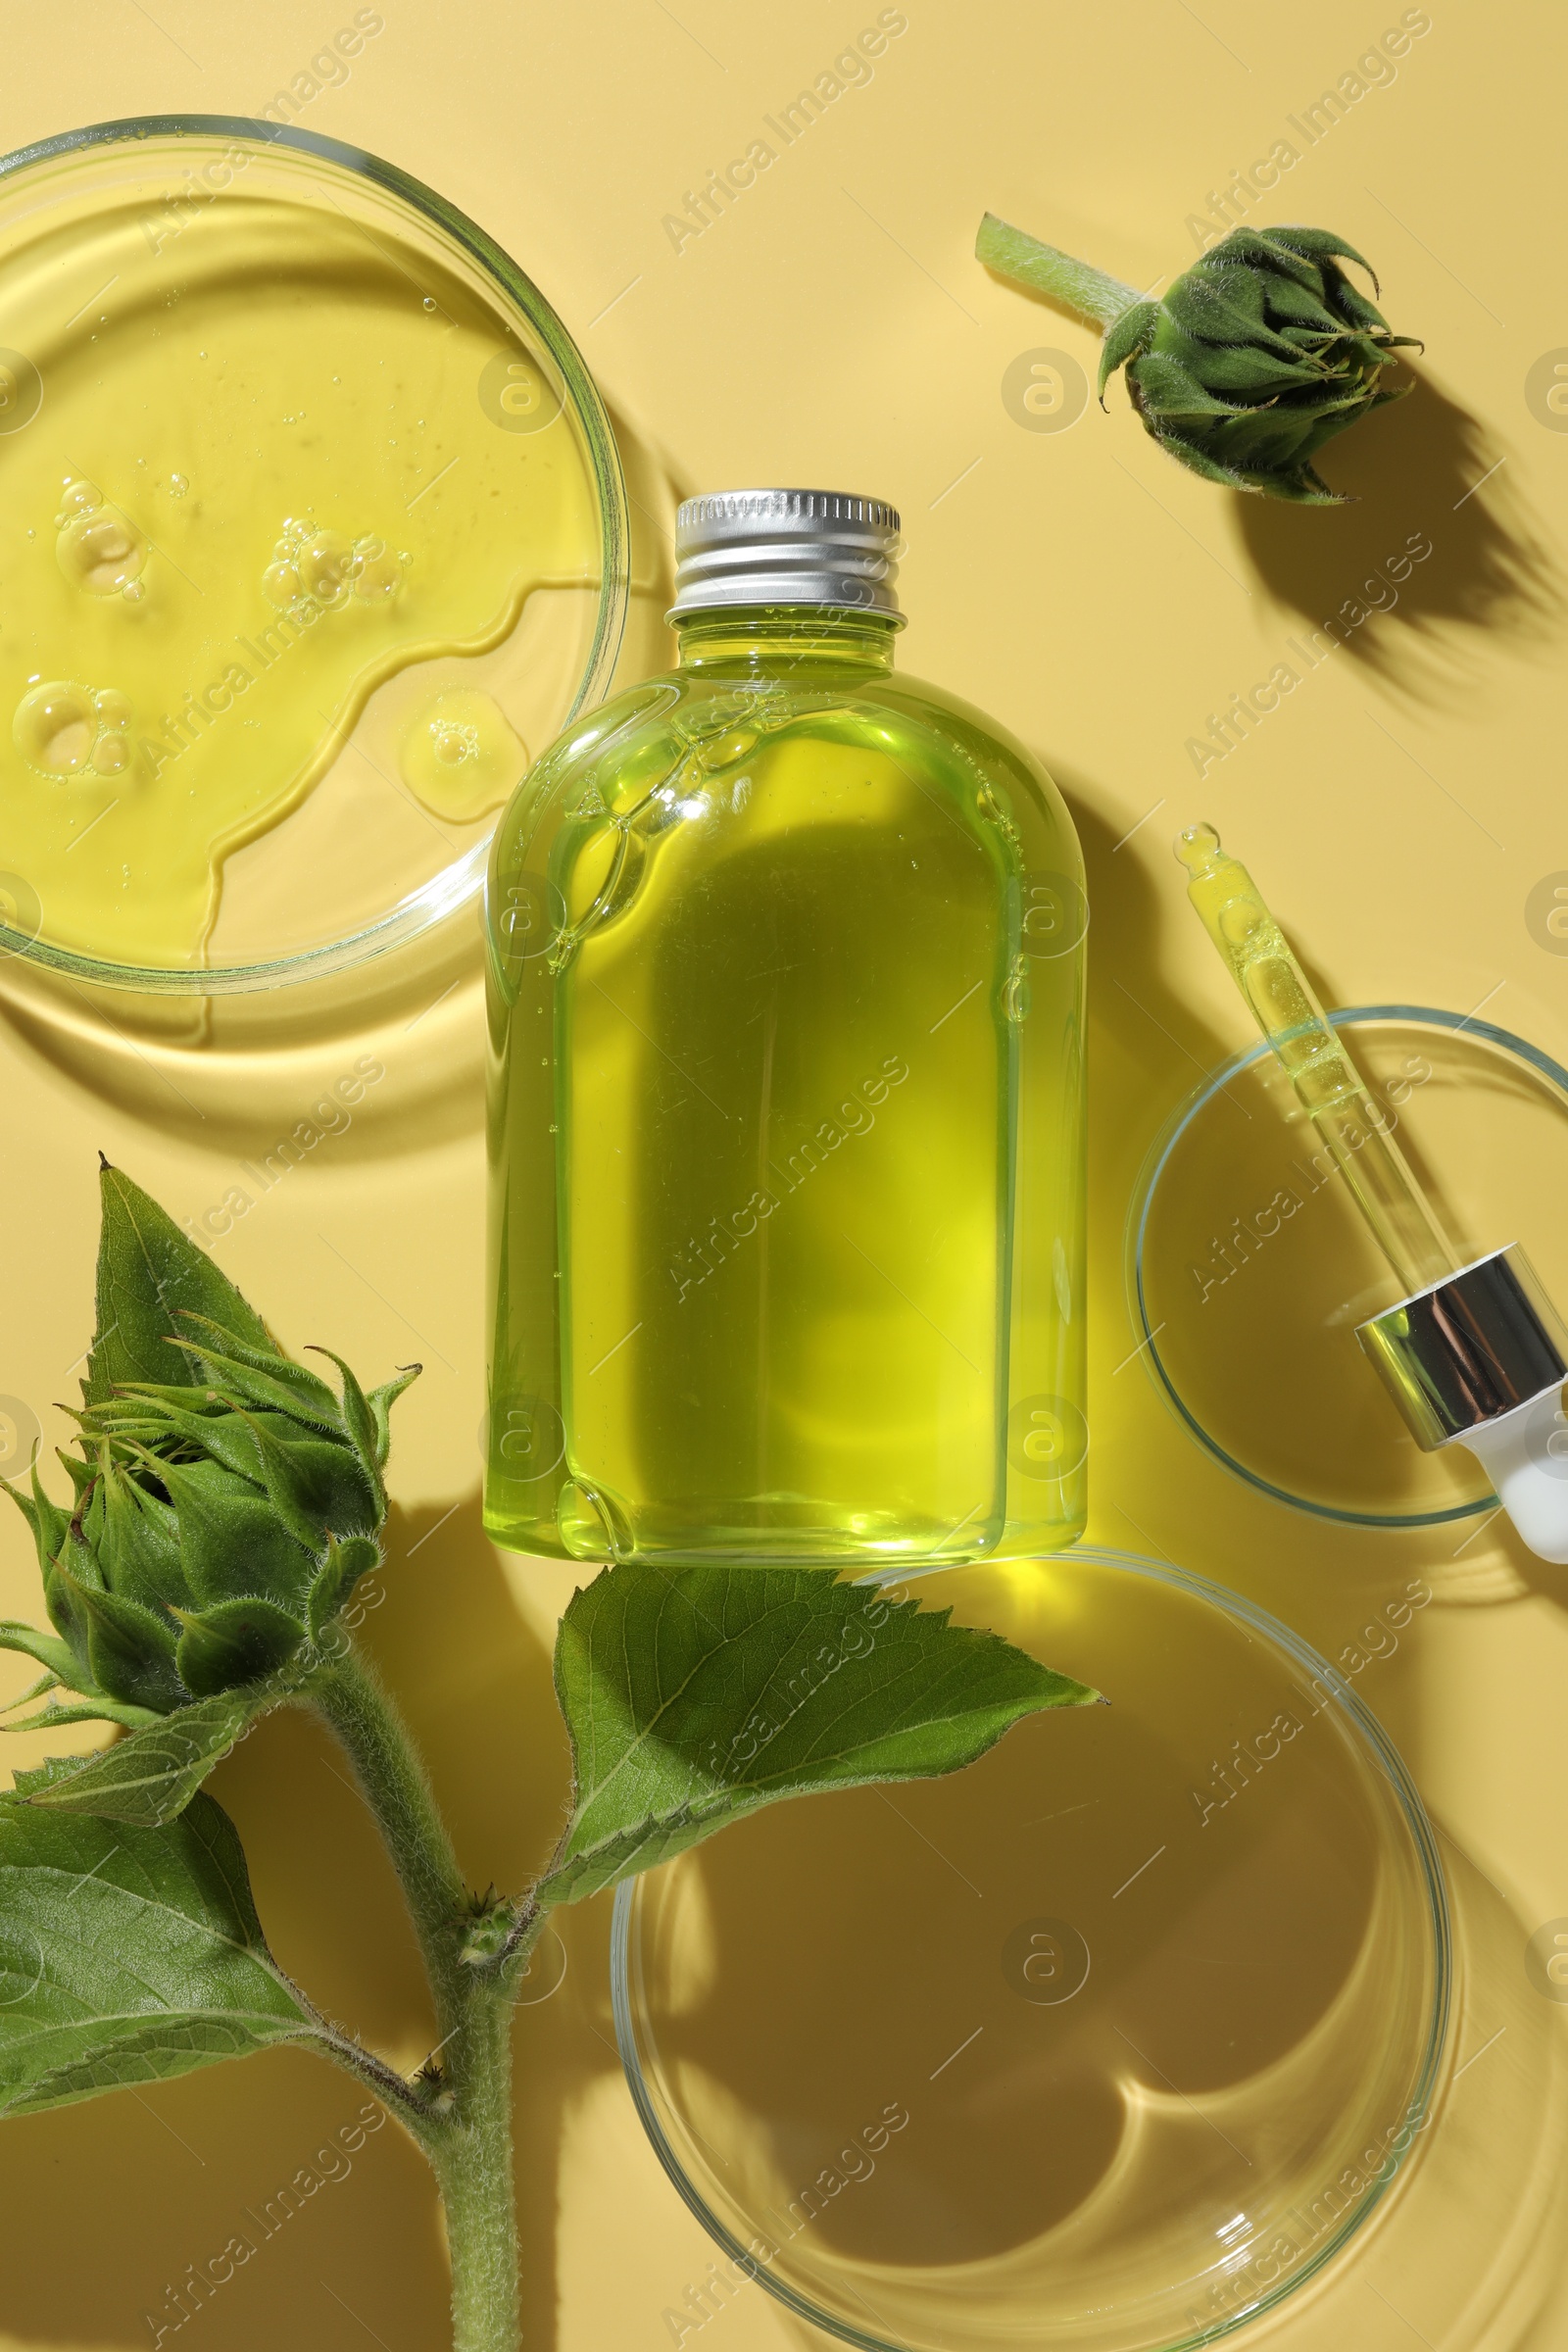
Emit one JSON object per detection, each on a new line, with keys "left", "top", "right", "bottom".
{"left": 0, "top": 132, "right": 601, "bottom": 969}
{"left": 487, "top": 616, "right": 1089, "bottom": 1566}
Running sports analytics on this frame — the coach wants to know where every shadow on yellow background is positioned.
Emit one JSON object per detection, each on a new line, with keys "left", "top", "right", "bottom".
{"left": 1236, "top": 364, "right": 1560, "bottom": 692}
{"left": 980, "top": 250, "right": 1558, "bottom": 703}
{"left": 0, "top": 1499, "right": 1559, "bottom": 2351}
{"left": 0, "top": 121, "right": 1563, "bottom": 2351}
{"left": 0, "top": 439, "right": 1562, "bottom": 2352}
{"left": 1072, "top": 776, "right": 1559, "bottom": 1631}
{"left": 0, "top": 397, "right": 681, "bottom": 2349}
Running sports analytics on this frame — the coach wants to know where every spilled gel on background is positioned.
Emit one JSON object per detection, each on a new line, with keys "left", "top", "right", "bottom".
{"left": 0, "top": 137, "right": 600, "bottom": 968}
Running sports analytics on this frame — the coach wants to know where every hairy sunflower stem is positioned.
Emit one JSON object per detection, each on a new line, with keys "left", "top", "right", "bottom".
{"left": 494, "top": 1892, "right": 546, "bottom": 1987}
{"left": 309, "top": 1636, "right": 523, "bottom": 2348}
{"left": 303, "top": 2017, "right": 444, "bottom": 2137}
{"left": 309, "top": 1639, "right": 471, "bottom": 2034}
{"left": 430, "top": 1984, "right": 520, "bottom": 2352}
{"left": 976, "top": 211, "right": 1144, "bottom": 329}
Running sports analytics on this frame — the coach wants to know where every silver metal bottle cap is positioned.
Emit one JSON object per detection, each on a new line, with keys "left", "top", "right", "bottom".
{"left": 1355, "top": 1244, "right": 1568, "bottom": 1450}
{"left": 668, "top": 488, "right": 902, "bottom": 620}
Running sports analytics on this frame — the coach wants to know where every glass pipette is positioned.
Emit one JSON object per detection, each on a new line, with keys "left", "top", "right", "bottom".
{"left": 1175, "top": 821, "right": 1568, "bottom": 1563}
{"left": 1175, "top": 821, "right": 1458, "bottom": 1297}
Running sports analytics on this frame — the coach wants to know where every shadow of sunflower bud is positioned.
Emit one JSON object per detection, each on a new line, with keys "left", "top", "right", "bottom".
{"left": 1233, "top": 363, "right": 1561, "bottom": 688}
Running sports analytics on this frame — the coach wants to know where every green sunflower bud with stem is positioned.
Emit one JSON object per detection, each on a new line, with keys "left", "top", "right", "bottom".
{"left": 0, "top": 1163, "right": 1102, "bottom": 2351}
{"left": 978, "top": 211, "right": 1420, "bottom": 503}
{"left": 0, "top": 1159, "right": 417, "bottom": 1734}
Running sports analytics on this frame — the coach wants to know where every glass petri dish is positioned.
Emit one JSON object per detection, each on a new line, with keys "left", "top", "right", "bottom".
{"left": 0, "top": 116, "right": 626, "bottom": 992}
{"left": 1125, "top": 1006, "right": 1568, "bottom": 1527}
{"left": 612, "top": 1548, "right": 1451, "bottom": 2352}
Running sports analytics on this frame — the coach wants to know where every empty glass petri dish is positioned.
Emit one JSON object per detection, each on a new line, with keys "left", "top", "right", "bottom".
{"left": 0, "top": 117, "right": 626, "bottom": 991}
{"left": 1125, "top": 1006, "right": 1568, "bottom": 1527}
{"left": 612, "top": 1548, "right": 1451, "bottom": 2352}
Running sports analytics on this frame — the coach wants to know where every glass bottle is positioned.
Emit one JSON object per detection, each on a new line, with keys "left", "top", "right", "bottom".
{"left": 485, "top": 489, "right": 1087, "bottom": 1566}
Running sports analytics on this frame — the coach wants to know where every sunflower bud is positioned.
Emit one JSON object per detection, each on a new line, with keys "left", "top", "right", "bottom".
{"left": 0, "top": 1167, "right": 419, "bottom": 1731}
{"left": 978, "top": 214, "right": 1419, "bottom": 504}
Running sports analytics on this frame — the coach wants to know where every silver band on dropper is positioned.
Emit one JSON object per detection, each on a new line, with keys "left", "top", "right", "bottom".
{"left": 667, "top": 488, "right": 903, "bottom": 620}
{"left": 1356, "top": 1244, "right": 1568, "bottom": 1450}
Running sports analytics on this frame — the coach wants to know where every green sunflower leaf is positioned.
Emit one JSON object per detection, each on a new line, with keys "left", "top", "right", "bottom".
{"left": 537, "top": 1563, "right": 1100, "bottom": 1908}
{"left": 174, "top": 1598, "right": 307, "bottom": 1697}
{"left": 17, "top": 1687, "right": 276, "bottom": 1827}
{"left": 0, "top": 1785, "right": 309, "bottom": 2115}
{"left": 86, "top": 1165, "right": 276, "bottom": 1409}
{"left": 306, "top": 1536, "right": 381, "bottom": 1644}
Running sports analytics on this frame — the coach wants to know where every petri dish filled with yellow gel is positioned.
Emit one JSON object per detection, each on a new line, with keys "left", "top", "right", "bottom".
{"left": 612, "top": 1549, "right": 1451, "bottom": 2352}
{"left": 1126, "top": 1006, "right": 1568, "bottom": 1528}
{"left": 0, "top": 116, "right": 627, "bottom": 990}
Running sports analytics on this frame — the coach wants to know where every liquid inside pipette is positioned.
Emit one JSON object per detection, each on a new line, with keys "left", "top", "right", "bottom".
{"left": 1176, "top": 822, "right": 1459, "bottom": 1297}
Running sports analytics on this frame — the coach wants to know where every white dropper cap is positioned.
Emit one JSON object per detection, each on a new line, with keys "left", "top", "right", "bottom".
{"left": 1358, "top": 1244, "right": 1568, "bottom": 1566}
{"left": 1454, "top": 1394, "right": 1568, "bottom": 1565}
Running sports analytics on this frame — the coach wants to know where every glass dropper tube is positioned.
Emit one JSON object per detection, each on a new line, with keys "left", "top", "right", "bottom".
{"left": 1176, "top": 823, "right": 1460, "bottom": 1298}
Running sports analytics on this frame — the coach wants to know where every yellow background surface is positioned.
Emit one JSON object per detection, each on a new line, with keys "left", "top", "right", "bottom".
{"left": 0, "top": 2, "right": 1565, "bottom": 2346}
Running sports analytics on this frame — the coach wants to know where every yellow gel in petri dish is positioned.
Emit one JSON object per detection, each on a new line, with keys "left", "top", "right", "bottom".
{"left": 399, "top": 686, "right": 527, "bottom": 821}
{"left": 0, "top": 121, "right": 624, "bottom": 984}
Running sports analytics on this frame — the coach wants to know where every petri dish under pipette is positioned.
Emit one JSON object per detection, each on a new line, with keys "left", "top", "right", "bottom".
{"left": 1176, "top": 823, "right": 1568, "bottom": 1563}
